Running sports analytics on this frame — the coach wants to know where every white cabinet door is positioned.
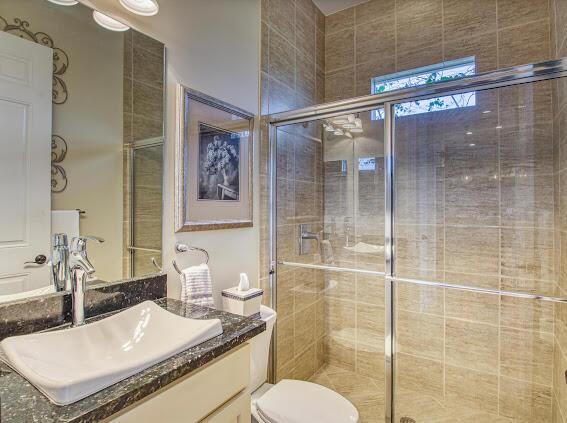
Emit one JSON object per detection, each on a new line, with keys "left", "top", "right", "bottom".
{"left": 200, "top": 392, "right": 251, "bottom": 423}
{"left": 0, "top": 32, "right": 52, "bottom": 293}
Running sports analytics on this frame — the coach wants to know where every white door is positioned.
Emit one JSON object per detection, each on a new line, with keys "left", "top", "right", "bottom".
{"left": 0, "top": 32, "right": 53, "bottom": 293}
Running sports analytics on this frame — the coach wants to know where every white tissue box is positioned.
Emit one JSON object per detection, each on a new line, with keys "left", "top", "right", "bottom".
{"left": 222, "top": 287, "right": 263, "bottom": 317}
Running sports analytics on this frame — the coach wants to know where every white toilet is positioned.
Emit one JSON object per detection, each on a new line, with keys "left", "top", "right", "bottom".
{"left": 249, "top": 306, "right": 359, "bottom": 423}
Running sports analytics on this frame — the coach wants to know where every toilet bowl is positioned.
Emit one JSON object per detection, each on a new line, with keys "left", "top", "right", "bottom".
{"left": 249, "top": 306, "right": 359, "bottom": 423}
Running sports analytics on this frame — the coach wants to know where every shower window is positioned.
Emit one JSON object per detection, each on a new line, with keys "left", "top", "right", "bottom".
{"left": 372, "top": 56, "right": 476, "bottom": 119}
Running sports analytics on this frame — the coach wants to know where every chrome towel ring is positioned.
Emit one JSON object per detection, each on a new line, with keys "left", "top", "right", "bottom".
{"left": 172, "top": 242, "right": 210, "bottom": 275}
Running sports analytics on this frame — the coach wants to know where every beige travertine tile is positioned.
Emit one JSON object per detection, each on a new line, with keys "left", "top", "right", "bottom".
{"left": 395, "top": 177, "right": 444, "bottom": 226}
{"left": 554, "top": 343, "right": 567, "bottom": 420}
{"left": 325, "top": 7, "right": 354, "bottom": 34}
{"left": 295, "top": 52, "right": 316, "bottom": 101}
{"left": 445, "top": 318, "right": 499, "bottom": 373}
{"left": 355, "top": 56, "right": 396, "bottom": 96}
{"left": 444, "top": 158, "right": 500, "bottom": 227}
{"left": 261, "top": 22, "right": 269, "bottom": 74}
{"left": 132, "top": 80, "right": 163, "bottom": 121}
{"left": 276, "top": 357, "right": 295, "bottom": 382}
{"left": 132, "top": 46, "right": 163, "bottom": 89}
{"left": 395, "top": 224, "right": 444, "bottom": 278}
{"left": 396, "top": 310, "right": 444, "bottom": 360}
{"left": 355, "top": 342, "right": 384, "bottom": 381}
{"left": 445, "top": 288, "right": 499, "bottom": 323}
{"left": 445, "top": 226, "right": 500, "bottom": 276}
{"left": 293, "top": 344, "right": 316, "bottom": 380}
{"left": 268, "top": 76, "right": 297, "bottom": 114}
{"left": 395, "top": 282, "right": 444, "bottom": 316}
{"left": 316, "top": 29, "right": 325, "bottom": 70}
{"left": 444, "top": 364, "right": 499, "bottom": 413}
{"left": 444, "top": 31, "right": 498, "bottom": 73}
{"left": 132, "top": 30, "right": 163, "bottom": 57}
{"left": 500, "top": 227, "right": 555, "bottom": 281}
{"left": 500, "top": 326, "right": 553, "bottom": 386}
{"left": 276, "top": 316, "right": 295, "bottom": 369}
{"left": 325, "top": 67, "right": 355, "bottom": 101}
{"left": 268, "top": 28, "right": 295, "bottom": 88}
{"left": 356, "top": 274, "right": 384, "bottom": 306}
{"left": 497, "top": 0, "right": 550, "bottom": 28}
{"left": 499, "top": 125, "right": 554, "bottom": 177}
{"left": 355, "top": 17, "right": 395, "bottom": 65}
{"left": 296, "top": 7, "right": 316, "bottom": 58}
{"left": 323, "top": 270, "right": 356, "bottom": 300}
{"left": 356, "top": 303, "right": 384, "bottom": 348}
{"left": 294, "top": 303, "right": 316, "bottom": 357}
{"left": 443, "top": 0, "right": 497, "bottom": 40}
{"left": 498, "top": 20, "right": 551, "bottom": 68}
{"left": 395, "top": 0, "right": 443, "bottom": 70}
{"left": 500, "top": 294, "right": 554, "bottom": 333}
{"left": 325, "top": 297, "right": 356, "bottom": 339}
{"left": 396, "top": 353, "right": 444, "bottom": 398}
{"left": 325, "top": 29, "right": 355, "bottom": 71}
{"left": 354, "top": 0, "right": 394, "bottom": 26}
{"left": 294, "top": 135, "right": 317, "bottom": 181}
{"left": 324, "top": 334, "right": 356, "bottom": 371}
{"left": 500, "top": 173, "right": 554, "bottom": 229}
{"left": 268, "top": 0, "right": 295, "bottom": 43}
{"left": 499, "top": 376, "right": 553, "bottom": 422}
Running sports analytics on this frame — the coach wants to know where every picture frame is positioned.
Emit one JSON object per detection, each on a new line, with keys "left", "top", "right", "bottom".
{"left": 175, "top": 86, "right": 254, "bottom": 232}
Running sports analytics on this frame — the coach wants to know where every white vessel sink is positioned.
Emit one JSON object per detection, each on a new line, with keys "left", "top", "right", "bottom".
{"left": 0, "top": 300, "right": 223, "bottom": 405}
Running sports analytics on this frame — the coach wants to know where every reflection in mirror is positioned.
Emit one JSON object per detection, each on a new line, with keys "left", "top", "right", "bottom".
{"left": 0, "top": 0, "right": 164, "bottom": 302}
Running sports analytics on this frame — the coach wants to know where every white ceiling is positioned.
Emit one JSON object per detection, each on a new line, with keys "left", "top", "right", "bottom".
{"left": 312, "top": 0, "right": 369, "bottom": 16}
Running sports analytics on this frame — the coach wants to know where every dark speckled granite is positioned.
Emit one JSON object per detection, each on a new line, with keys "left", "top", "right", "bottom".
{"left": 0, "top": 298, "right": 265, "bottom": 422}
{"left": 0, "top": 274, "right": 167, "bottom": 341}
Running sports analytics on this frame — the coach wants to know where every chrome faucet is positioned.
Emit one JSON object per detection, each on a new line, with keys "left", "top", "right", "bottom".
{"left": 51, "top": 233, "right": 70, "bottom": 291}
{"left": 69, "top": 236, "right": 104, "bottom": 326}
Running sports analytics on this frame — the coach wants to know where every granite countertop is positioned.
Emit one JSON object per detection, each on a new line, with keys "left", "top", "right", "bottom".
{"left": 0, "top": 298, "right": 266, "bottom": 423}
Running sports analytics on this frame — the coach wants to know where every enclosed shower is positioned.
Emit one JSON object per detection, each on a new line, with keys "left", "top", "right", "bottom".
{"left": 266, "top": 59, "right": 567, "bottom": 422}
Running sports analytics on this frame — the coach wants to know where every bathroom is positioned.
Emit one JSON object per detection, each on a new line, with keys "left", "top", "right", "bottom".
{"left": 0, "top": 0, "right": 565, "bottom": 421}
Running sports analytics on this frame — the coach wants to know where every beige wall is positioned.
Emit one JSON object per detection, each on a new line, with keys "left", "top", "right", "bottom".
{"left": 81, "top": 0, "right": 261, "bottom": 305}
{"left": 0, "top": 0, "right": 124, "bottom": 281}
{"left": 552, "top": 0, "right": 567, "bottom": 422}
{"left": 259, "top": 0, "right": 327, "bottom": 382}
{"left": 325, "top": 0, "right": 552, "bottom": 101}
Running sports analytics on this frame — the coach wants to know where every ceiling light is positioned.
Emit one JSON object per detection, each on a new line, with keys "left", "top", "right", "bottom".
{"left": 466, "top": 131, "right": 473, "bottom": 135}
{"left": 333, "top": 129, "right": 344, "bottom": 136}
{"left": 47, "top": 0, "right": 78, "bottom": 5}
{"left": 332, "top": 117, "right": 348, "bottom": 125}
{"left": 119, "top": 0, "right": 159, "bottom": 16}
{"left": 93, "top": 11, "right": 130, "bottom": 31}
{"left": 496, "top": 125, "right": 503, "bottom": 129}
{"left": 482, "top": 110, "right": 491, "bottom": 114}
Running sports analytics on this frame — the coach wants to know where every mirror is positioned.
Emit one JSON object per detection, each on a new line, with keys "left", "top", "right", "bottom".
{"left": 0, "top": 0, "right": 164, "bottom": 302}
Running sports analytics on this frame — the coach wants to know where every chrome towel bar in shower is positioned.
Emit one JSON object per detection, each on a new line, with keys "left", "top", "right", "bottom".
{"left": 172, "top": 242, "right": 210, "bottom": 275}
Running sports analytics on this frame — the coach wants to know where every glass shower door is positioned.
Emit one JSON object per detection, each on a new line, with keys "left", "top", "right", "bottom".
{"left": 391, "top": 79, "right": 563, "bottom": 423}
{"left": 273, "top": 109, "right": 387, "bottom": 422}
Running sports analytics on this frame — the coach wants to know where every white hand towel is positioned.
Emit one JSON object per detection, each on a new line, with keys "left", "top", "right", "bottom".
{"left": 180, "top": 263, "right": 214, "bottom": 308}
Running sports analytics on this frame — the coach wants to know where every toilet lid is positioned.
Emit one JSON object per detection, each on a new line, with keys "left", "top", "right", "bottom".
{"left": 255, "top": 379, "right": 359, "bottom": 423}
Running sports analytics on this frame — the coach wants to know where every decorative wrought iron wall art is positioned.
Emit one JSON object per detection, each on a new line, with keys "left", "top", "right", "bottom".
{"left": 0, "top": 16, "right": 69, "bottom": 104}
{"left": 51, "top": 135, "right": 68, "bottom": 193}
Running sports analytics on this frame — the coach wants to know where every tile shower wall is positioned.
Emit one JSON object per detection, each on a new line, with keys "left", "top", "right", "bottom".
{"left": 324, "top": 0, "right": 552, "bottom": 102}
{"left": 259, "top": 0, "right": 326, "bottom": 380}
{"left": 122, "top": 31, "right": 164, "bottom": 277}
{"left": 552, "top": 1, "right": 567, "bottom": 422}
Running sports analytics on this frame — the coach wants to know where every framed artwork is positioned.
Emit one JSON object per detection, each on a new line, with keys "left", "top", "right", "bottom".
{"left": 175, "top": 86, "right": 254, "bottom": 231}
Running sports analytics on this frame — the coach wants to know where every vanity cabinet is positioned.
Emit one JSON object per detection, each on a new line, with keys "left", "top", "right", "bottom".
{"left": 105, "top": 343, "right": 251, "bottom": 423}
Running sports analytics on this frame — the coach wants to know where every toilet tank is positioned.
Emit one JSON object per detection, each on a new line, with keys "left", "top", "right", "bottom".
{"left": 249, "top": 305, "right": 277, "bottom": 392}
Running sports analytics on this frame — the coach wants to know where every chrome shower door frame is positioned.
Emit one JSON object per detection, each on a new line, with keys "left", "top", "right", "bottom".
{"left": 267, "top": 57, "right": 567, "bottom": 423}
